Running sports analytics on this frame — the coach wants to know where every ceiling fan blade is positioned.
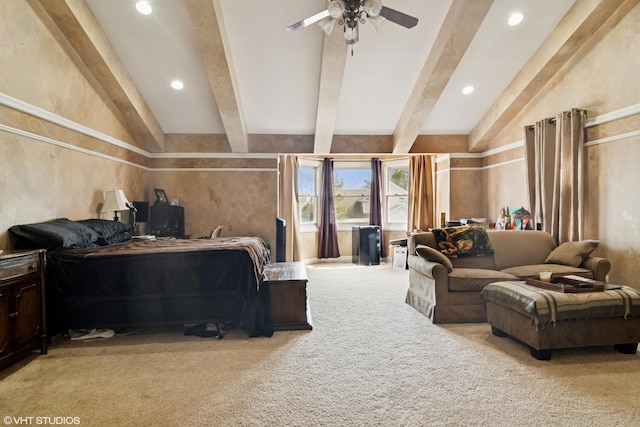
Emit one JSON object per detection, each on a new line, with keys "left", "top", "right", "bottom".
{"left": 287, "top": 9, "right": 331, "bottom": 32}
{"left": 379, "top": 6, "right": 418, "bottom": 29}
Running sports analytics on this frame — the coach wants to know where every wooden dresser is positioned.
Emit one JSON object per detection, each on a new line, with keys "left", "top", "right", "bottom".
{"left": 264, "top": 262, "right": 312, "bottom": 331}
{"left": 0, "top": 249, "right": 47, "bottom": 370}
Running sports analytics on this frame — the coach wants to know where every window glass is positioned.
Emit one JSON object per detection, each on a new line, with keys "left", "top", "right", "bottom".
{"left": 299, "top": 166, "right": 316, "bottom": 223}
{"left": 386, "top": 166, "right": 409, "bottom": 223}
{"left": 333, "top": 168, "right": 371, "bottom": 222}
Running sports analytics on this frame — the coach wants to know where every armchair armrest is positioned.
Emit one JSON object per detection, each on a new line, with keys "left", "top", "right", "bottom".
{"left": 581, "top": 256, "right": 611, "bottom": 281}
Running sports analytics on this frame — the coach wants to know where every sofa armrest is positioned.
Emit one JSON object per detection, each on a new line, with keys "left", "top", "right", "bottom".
{"left": 409, "top": 232, "right": 435, "bottom": 255}
{"left": 408, "top": 254, "right": 449, "bottom": 280}
{"left": 581, "top": 256, "right": 611, "bottom": 281}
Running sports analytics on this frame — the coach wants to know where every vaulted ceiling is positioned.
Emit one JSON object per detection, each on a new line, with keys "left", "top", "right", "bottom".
{"left": 35, "top": 0, "right": 626, "bottom": 155}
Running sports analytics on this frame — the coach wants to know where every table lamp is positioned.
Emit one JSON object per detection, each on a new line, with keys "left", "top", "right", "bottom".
{"left": 101, "top": 189, "right": 131, "bottom": 222}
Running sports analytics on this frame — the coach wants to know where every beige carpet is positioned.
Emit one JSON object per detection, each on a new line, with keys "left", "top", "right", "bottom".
{"left": 1, "top": 262, "right": 639, "bottom": 427}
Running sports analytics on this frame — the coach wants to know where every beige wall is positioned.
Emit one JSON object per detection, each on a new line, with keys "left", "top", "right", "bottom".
{"left": 148, "top": 170, "right": 277, "bottom": 244}
{"left": 0, "top": 2, "right": 145, "bottom": 249}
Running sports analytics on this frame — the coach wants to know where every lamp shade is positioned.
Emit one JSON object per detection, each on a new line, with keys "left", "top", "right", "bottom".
{"left": 101, "top": 189, "right": 131, "bottom": 214}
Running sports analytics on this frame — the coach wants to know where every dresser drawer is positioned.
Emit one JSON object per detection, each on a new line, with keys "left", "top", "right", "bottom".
{"left": 0, "top": 255, "right": 40, "bottom": 282}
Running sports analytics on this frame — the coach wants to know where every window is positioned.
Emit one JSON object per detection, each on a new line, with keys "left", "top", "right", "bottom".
{"left": 333, "top": 164, "right": 371, "bottom": 223}
{"left": 385, "top": 163, "right": 409, "bottom": 224}
{"left": 296, "top": 158, "right": 409, "bottom": 230}
{"left": 298, "top": 162, "right": 318, "bottom": 224}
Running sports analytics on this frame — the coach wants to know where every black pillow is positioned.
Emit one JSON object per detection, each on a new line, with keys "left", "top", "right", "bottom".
{"left": 9, "top": 218, "right": 99, "bottom": 250}
{"left": 77, "top": 219, "right": 131, "bottom": 245}
{"left": 102, "top": 231, "right": 132, "bottom": 245}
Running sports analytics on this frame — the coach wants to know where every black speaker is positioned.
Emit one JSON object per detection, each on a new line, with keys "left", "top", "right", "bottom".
{"left": 352, "top": 226, "right": 380, "bottom": 265}
{"left": 133, "top": 201, "right": 150, "bottom": 223}
{"left": 275, "top": 217, "right": 286, "bottom": 262}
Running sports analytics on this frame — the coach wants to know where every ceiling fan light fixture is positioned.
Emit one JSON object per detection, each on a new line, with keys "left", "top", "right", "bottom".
{"left": 319, "top": 18, "right": 337, "bottom": 36}
{"left": 368, "top": 15, "right": 385, "bottom": 31}
{"left": 363, "top": 0, "right": 383, "bottom": 17}
{"left": 328, "top": 0, "right": 346, "bottom": 19}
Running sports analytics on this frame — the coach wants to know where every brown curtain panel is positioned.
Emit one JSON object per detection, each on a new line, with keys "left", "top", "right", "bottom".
{"left": 524, "top": 108, "right": 585, "bottom": 243}
{"left": 278, "top": 154, "right": 301, "bottom": 261}
{"left": 408, "top": 155, "right": 434, "bottom": 232}
{"left": 369, "top": 158, "right": 386, "bottom": 258}
{"left": 318, "top": 158, "right": 340, "bottom": 258}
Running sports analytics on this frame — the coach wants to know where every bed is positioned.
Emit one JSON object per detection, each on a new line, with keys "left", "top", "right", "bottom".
{"left": 9, "top": 218, "right": 273, "bottom": 337}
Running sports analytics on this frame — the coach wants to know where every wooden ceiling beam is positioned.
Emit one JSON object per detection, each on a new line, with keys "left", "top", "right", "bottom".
{"left": 313, "top": 24, "right": 348, "bottom": 154}
{"left": 184, "top": 0, "right": 249, "bottom": 153}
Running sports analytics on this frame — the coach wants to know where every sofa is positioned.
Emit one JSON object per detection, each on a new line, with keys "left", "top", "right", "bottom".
{"left": 405, "top": 228, "right": 611, "bottom": 323}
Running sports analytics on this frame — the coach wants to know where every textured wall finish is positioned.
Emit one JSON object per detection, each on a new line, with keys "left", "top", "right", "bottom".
{"left": 148, "top": 170, "right": 276, "bottom": 245}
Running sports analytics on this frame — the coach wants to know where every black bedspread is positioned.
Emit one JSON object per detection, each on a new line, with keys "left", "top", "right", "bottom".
{"left": 46, "top": 237, "right": 273, "bottom": 337}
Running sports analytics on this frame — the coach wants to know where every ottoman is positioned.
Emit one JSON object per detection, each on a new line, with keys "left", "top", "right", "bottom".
{"left": 480, "top": 280, "right": 640, "bottom": 360}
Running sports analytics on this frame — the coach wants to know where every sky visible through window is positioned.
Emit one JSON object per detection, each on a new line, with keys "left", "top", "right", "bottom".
{"left": 334, "top": 169, "right": 370, "bottom": 191}
{"left": 299, "top": 168, "right": 315, "bottom": 195}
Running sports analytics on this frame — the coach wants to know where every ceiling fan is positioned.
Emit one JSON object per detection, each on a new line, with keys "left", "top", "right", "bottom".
{"left": 287, "top": 0, "right": 419, "bottom": 45}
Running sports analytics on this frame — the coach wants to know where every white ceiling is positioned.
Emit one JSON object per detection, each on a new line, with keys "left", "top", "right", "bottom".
{"left": 83, "top": 0, "right": 576, "bottom": 141}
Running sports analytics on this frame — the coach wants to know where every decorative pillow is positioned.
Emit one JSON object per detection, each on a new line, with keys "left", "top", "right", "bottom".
{"left": 545, "top": 240, "right": 599, "bottom": 267}
{"left": 9, "top": 218, "right": 99, "bottom": 250}
{"left": 77, "top": 219, "right": 131, "bottom": 245}
{"left": 415, "top": 244, "right": 454, "bottom": 272}
{"left": 210, "top": 225, "right": 223, "bottom": 239}
{"left": 431, "top": 226, "right": 495, "bottom": 258}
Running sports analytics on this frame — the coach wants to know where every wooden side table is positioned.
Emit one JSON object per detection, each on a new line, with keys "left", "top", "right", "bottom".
{"left": 0, "top": 249, "right": 47, "bottom": 370}
{"left": 264, "top": 262, "right": 312, "bottom": 331}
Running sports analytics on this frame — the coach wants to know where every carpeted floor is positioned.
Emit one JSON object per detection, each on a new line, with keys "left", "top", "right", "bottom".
{"left": 1, "top": 262, "right": 639, "bottom": 426}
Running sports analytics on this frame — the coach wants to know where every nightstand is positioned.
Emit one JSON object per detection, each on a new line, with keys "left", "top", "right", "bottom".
{"left": 0, "top": 249, "right": 47, "bottom": 370}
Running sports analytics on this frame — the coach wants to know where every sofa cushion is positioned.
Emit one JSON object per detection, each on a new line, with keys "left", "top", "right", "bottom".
{"left": 501, "top": 264, "right": 594, "bottom": 280}
{"left": 416, "top": 245, "right": 453, "bottom": 272}
{"left": 544, "top": 240, "right": 599, "bottom": 267}
{"left": 490, "top": 230, "right": 557, "bottom": 270}
{"left": 448, "top": 268, "right": 518, "bottom": 292}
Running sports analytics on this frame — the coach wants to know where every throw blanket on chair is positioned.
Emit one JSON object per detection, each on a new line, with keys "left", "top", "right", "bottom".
{"left": 431, "top": 226, "right": 494, "bottom": 258}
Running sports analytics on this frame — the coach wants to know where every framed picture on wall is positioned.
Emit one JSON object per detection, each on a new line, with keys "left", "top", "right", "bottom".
{"left": 154, "top": 188, "right": 168, "bottom": 205}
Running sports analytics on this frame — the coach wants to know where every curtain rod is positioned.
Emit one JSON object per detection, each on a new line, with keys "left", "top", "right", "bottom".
{"left": 525, "top": 108, "right": 587, "bottom": 129}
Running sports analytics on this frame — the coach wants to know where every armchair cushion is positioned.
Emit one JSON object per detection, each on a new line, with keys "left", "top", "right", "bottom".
{"left": 544, "top": 240, "right": 599, "bottom": 267}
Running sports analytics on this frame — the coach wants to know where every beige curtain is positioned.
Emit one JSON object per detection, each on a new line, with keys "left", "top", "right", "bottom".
{"left": 524, "top": 108, "right": 585, "bottom": 243}
{"left": 278, "top": 155, "right": 301, "bottom": 261}
{"left": 408, "top": 155, "right": 435, "bottom": 232}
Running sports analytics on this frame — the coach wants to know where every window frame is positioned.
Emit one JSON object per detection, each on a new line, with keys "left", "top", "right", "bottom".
{"left": 383, "top": 159, "right": 410, "bottom": 231}
{"left": 332, "top": 161, "right": 372, "bottom": 231}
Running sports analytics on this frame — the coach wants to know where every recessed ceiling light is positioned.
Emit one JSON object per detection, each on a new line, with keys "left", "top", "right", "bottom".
{"left": 508, "top": 12, "right": 524, "bottom": 26}
{"left": 462, "top": 86, "right": 474, "bottom": 95}
{"left": 171, "top": 80, "right": 184, "bottom": 90}
{"left": 136, "top": 1, "right": 152, "bottom": 15}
